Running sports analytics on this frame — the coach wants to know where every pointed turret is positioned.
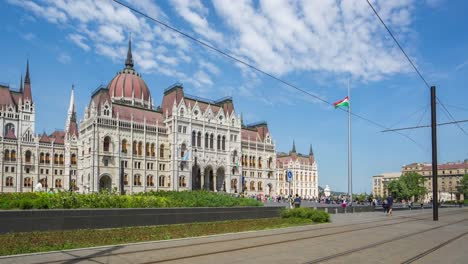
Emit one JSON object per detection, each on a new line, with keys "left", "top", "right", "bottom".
{"left": 19, "top": 74, "right": 23, "bottom": 93}
{"left": 23, "top": 60, "right": 33, "bottom": 102}
{"left": 292, "top": 140, "right": 296, "bottom": 153}
{"left": 125, "top": 37, "right": 134, "bottom": 69}
{"left": 65, "top": 85, "right": 78, "bottom": 137}
{"left": 309, "top": 144, "right": 314, "bottom": 156}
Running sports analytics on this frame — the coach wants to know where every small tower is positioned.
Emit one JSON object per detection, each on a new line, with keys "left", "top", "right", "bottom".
{"left": 23, "top": 60, "right": 33, "bottom": 102}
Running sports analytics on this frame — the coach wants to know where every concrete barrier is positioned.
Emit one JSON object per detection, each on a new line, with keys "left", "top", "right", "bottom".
{"left": 0, "top": 207, "right": 281, "bottom": 234}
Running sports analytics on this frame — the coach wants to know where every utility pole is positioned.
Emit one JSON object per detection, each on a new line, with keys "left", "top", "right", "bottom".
{"left": 431, "top": 86, "right": 438, "bottom": 221}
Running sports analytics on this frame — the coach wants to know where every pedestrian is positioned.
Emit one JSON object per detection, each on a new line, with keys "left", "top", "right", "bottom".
{"left": 382, "top": 199, "right": 388, "bottom": 214}
{"left": 386, "top": 194, "right": 394, "bottom": 216}
{"left": 408, "top": 200, "right": 412, "bottom": 210}
{"left": 293, "top": 194, "right": 301, "bottom": 208}
{"left": 420, "top": 201, "right": 424, "bottom": 209}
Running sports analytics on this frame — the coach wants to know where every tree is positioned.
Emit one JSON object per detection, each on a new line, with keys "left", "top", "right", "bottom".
{"left": 458, "top": 174, "right": 468, "bottom": 197}
{"left": 386, "top": 172, "right": 427, "bottom": 201}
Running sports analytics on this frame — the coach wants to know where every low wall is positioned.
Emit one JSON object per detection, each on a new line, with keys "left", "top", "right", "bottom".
{"left": 0, "top": 207, "right": 281, "bottom": 234}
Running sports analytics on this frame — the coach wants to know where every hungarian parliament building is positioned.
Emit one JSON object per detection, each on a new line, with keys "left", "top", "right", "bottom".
{"left": 0, "top": 40, "right": 318, "bottom": 198}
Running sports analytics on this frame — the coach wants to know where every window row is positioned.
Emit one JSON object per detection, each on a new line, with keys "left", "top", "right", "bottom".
{"left": 241, "top": 155, "right": 273, "bottom": 169}
{"left": 104, "top": 137, "right": 167, "bottom": 158}
{"left": 121, "top": 175, "right": 186, "bottom": 187}
{"left": 191, "top": 131, "right": 227, "bottom": 150}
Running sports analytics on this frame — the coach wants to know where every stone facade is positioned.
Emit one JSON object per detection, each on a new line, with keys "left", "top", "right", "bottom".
{"left": 0, "top": 41, "right": 319, "bottom": 198}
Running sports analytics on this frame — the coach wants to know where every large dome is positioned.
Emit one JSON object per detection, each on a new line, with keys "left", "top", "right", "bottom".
{"left": 108, "top": 68, "right": 151, "bottom": 102}
{"left": 108, "top": 39, "right": 152, "bottom": 108}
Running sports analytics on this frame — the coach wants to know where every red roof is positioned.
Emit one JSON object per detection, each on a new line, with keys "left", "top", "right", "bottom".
{"left": 241, "top": 128, "right": 260, "bottom": 141}
{"left": 0, "top": 86, "right": 15, "bottom": 107}
{"left": 67, "top": 122, "right": 79, "bottom": 138}
{"left": 50, "top": 131, "right": 65, "bottom": 144}
{"left": 113, "top": 104, "right": 163, "bottom": 125}
{"left": 39, "top": 132, "right": 51, "bottom": 143}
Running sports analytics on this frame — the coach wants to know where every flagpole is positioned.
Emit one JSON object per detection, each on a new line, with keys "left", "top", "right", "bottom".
{"left": 348, "top": 79, "right": 353, "bottom": 205}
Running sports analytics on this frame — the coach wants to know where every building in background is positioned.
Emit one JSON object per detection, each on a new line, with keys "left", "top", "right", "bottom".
{"left": 276, "top": 142, "right": 318, "bottom": 199}
{"left": 372, "top": 160, "right": 468, "bottom": 201}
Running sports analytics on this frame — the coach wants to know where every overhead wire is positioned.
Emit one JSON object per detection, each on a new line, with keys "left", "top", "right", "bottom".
{"left": 111, "top": 0, "right": 425, "bottom": 150}
{"left": 365, "top": 0, "right": 468, "bottom": 137}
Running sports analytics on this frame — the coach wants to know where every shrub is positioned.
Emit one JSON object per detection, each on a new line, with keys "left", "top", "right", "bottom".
{"left": 281, "top": 208, "right": 330, "bottom": 223}
{"left": 0, "top": 191, "right": 262, "bottom": 209}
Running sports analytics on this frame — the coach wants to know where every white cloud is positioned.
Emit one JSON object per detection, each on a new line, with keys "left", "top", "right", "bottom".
{"left": 211, "top": 0, "right": 414, "bottom": 80}
{"left": 455, "top": 60, "right": 468, "bottom": 71}
{"left": 172, "top": 0, "right": 223, "bottom": 43}
{"left": 67, "top": 34, "right": 90, "bottom": 51}
{"left": 57, "top": 53, "right": 71, "bottom": 64}
{"left": 199, "top": 60, "right": 220, "bottom": 75}
{"left": 22, "top": 32, "right": 36, "bottom": 41}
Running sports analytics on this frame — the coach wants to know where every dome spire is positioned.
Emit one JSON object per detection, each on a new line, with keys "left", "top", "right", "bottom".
{"left": 292, "top": 140, "right": 296, "bottom": 153}
{"left": 125, "top": 35, "right": 134, "bottom": 69}
{"left": 19, "top": 74, "right": 23, "bottom": 93}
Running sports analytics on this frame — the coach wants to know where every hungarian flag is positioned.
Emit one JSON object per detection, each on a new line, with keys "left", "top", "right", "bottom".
{"left": 333, "top": 96, "right": 349, "bottom": 109}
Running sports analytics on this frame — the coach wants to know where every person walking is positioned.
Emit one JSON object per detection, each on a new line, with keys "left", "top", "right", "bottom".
{"left": 382, "top": 199, "right": 388, "bottom": 214}
{"left": 293, "top": 194, "right": 302, "bottom": 208}
{"left": 386, "top": 194, "right": 394, "bottom": 216}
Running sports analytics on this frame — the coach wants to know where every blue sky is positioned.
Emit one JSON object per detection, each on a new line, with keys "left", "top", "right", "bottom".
{"left": 1, "top": 0, "right": 467, "bottom": 193}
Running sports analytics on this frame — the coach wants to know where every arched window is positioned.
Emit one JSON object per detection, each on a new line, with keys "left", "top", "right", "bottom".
{"left": 232, "top": 150, "right": 237, "bottom": 163}
{"left": 45, "top": 153, "right": 50, "bottom": 164}
{"left": 124, "top": 174, "right": 129, "bottom": 186}
{"left": 205, "top": 133, "right": 209, "bottom": 148}
{"left": 39, "top": 152, "right": 44, "bottom": 163}
{"left": 59, "top": 154, "right": 64, "bottom": 165}
{"left": 54, "top": 154, "right": 59, "bottom": 164}
{"left": 197, "top": 132, "right": 201, "bottom": 147}
{"left": 159, "top": 175, "right": 165, "bottom": 187}
{"left": 121, "top": 139, "right": 127, "bottom": 153}
{"left": 222, "top": 136, "right": 226, "bottom": 150}
{"left": 55, "top": 179, "right": 62, "bottom": 188}
{"left": 181, "top": 143, "right": 186, "bottom": 158}
{"left": 10, "top": 150, "right": 16, "bottom": 161}
{"left": 132, "top": 141, "right": 137, "bottom": 155}
{"left": 138, "top": 142, "right": 143, "bottom": 156}
{"left": 103, "top": 136, "right": 111, "bottom": 152}
{"left": 180, "top": 108, "right": 184, "bottom": 116}
{"left": 134, "top": 175, "right": 141, "bottom": 186}
{"left": 40, "top": 178, "right": 48, "bottom": 188}
{"left": 146, "top": 143, "right": 150, "bottom": 156}
{"left": 217, "top": 135, "right": 221, "bottom": 150}
{"left": 250, "top": 181, "right": 255, "bottom": 191}
{"left": 71, "top": 154, "right": 77, "bottom": 165}
{"left": 210, "top": 134, "right": 214, "bottom": 149}
{"left": 25, "top": 150, "right": 32, "bottom": 163}
{"left": 192, "top": 131, "right": 196, "bottom": 146}
{"left": 159, "top": 144, "right": 164, "bottom": 158}
{"left": 23, "top": 177, "right": 32, "bottom": 187}
{"left": 4, "top": 123, "right": 14, "bottom": 137}
{"left": 6, "top": 177, "right": 14, "bottom": 187}
{"left": 147, "top": 175, "right": 154, "bottom": 186}
{"left": 151, "top": 143, "right": 155, "bottom": 157}
{"left": 258, "top": 181, "right": 263, "bottom": 191}
{"left": 258, "top": 157, "right": 262, "bottom": 168}
{"left": 4, "top": 150, "right": 10, "bottom": 161}
{"left": 179, "top": 176, "right": 186, "bottom": 187}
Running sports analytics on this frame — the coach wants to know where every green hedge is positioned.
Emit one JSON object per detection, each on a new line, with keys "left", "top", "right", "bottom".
{"left": 0, "top": 191, "right": 262, "bottom": 210}
{"left": 280, "top": 208, "right": 330, "bottom": 223}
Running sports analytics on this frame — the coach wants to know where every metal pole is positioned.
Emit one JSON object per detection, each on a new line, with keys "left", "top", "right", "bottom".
{"left": 348, "top": 79, "right": 353, "bottom": 205}
{"left": 120, "top": 160, "right": 125, "bottom": 195}
{"left": 431, "top": 86, "right": 438, "bottom": 221}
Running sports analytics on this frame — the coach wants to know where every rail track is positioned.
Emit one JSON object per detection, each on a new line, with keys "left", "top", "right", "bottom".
{"left": 17, "top": 209, "right": 465, "bottom": 264}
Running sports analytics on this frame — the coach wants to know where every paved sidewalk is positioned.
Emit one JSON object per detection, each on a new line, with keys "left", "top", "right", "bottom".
{"left": 0, "top": 207, "right": 466, "bottom": 264}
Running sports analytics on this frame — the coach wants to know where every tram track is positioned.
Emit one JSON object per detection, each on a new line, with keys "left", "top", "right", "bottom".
{"left": 5, "top": 209, "right": 466, "bottom": 264}
{"left": 304, "top": 217, "right": 468, "bottom": 263}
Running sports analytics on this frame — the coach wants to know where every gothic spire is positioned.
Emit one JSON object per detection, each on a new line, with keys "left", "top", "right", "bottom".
{"left": 19, "top": 74, "right": 23, "bottom": 93}
{"left": 25, "top": 59, "right": 30, "bottom": 84}
{"left": 292, "top": 140, "right": 296, "bottom": 153}
{"left": 125, "top": 36, "right": 134, "bottom": 69}
{"left": 309, "top": 144, "right": 314, "bottom": 156}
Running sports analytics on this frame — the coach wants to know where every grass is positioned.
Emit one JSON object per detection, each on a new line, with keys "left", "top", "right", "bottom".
{"left": 0, "top": 217, "right": 316, "bottom": 256}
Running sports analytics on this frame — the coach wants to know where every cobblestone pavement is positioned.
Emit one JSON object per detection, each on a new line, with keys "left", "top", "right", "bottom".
{"left": 1, "top": 207, "right": 467, "bottom": 264}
